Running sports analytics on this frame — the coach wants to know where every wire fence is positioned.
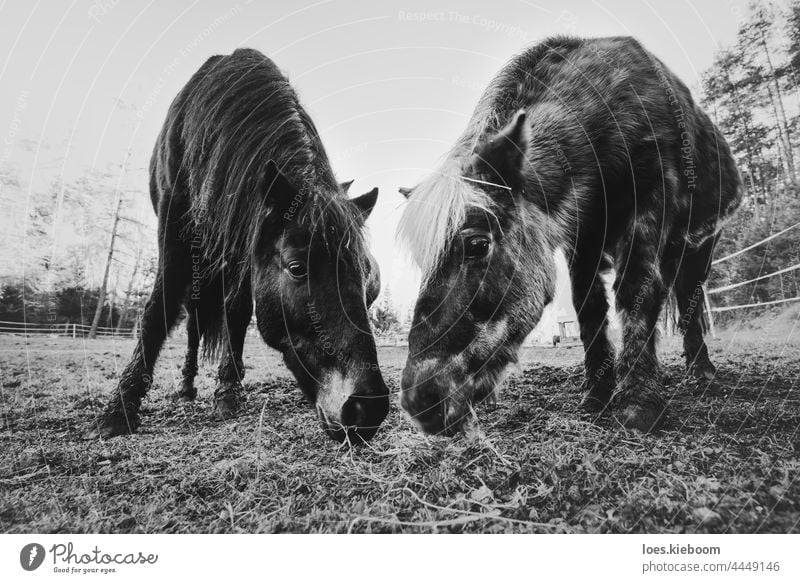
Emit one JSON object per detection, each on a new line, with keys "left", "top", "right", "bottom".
{"left": 707, "top": 262, "right": 800, "bottom": 294}
{"left": 707, "top": 219, "right": 800, "bottom": 315}
{"left": 711, "top": 220, "right": 800, "bottom": 265}
{"left": 709, "top": 296, "right": 800, "bottom": 313}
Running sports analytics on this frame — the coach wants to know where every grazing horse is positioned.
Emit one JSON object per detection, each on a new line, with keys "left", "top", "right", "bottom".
{"left": 96, "top": 48, "right": 389, "bottom": 442}
{"left": 398, "top": 36, "right": 741, "bottom": 435}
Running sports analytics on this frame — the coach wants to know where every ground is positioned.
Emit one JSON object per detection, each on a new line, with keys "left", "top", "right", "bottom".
{"left": 1, "top": 310, "right": 799, "bottom": 533}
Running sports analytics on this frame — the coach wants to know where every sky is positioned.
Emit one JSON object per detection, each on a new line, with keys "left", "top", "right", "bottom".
{"left": 0, "top": 0, "right": 762, "bottom": 317}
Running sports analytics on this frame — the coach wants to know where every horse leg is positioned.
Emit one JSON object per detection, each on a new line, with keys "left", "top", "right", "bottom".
{"left": 612, "top": 219, "right": 668, "bottom": 432}
{"left": 213, "top": 287, "right": 253, "bottom": 420}
{"left": 570, "top": 254, "right": 615, "bottom": 413}
{"left": 675, "top": 235, "right": 718, "bottom": 380}
{"left": 96, "top": 253, "right": 188, "bottom": 437}
{"left": 176, "top": 306, "right": 200, "bottom": 401}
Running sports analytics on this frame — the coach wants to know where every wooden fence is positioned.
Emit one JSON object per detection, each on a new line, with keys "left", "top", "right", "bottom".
{"left": 0, "top": 320, "right": 136, "bottom": 338}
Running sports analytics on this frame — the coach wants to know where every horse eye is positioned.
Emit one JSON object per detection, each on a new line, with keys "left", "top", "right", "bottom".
{"left": 463, "top": 235, "right": 491, "bottom": 259}
{"left": 286, "top": 260, "right": 307, "bottom": 279}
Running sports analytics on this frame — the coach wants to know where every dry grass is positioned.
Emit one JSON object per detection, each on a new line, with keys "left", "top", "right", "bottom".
{"left": 1, "top": 317, "right": 799, "bottom": 533}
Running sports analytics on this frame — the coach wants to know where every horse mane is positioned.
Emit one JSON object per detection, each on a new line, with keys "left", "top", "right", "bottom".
{"left": 178, "top": 49, "right": 361, "bottom": 291}
{"left": 397, "top": 160, "right": 494, "bottom": 282}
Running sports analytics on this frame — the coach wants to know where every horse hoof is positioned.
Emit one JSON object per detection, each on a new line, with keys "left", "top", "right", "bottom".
{"left": 172, "top": 386, "right": 197, "bottom": 402}
{"left": 616, "top": 404, "right": 663, "bottom": 433}
{"left": 691, "top": 365, "right": 716, "bottom": 381}
{"left": 92, "top": 412, "right": 139, "bottom": 439}
{"left": 213, "top": 393, "right": 242, "bottom": 420}
{"left": 579, "top": 378, "right": 613, "bottom": 414}
{"left": 580, "top": 392, "right": 610, "bottom": 414}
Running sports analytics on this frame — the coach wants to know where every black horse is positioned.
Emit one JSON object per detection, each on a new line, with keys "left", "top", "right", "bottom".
{"left": 96, "top": 48, "right": 389, "bottom": 442}
{"left": 398, "top": 36, "right": 741, "bottom": 435}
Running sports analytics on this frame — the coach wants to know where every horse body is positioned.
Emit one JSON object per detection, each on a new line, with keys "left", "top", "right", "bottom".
{"left": 98, "top": 48, "right": 389, "bottom": 442}
{"left": 399, "top": 36, "right": 741, "bottom": 434}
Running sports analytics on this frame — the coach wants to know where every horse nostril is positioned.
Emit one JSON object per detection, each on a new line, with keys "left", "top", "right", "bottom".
{"left": 402, "top": 372, "right": 439, "bottom": 412}
{"left": 341, "top": 397, "right": 367, "bottom": 428}
{"left": 403, "top": 386, "right": 445, "bottom": 431}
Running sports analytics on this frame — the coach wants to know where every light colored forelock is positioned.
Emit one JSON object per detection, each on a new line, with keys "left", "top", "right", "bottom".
{"left": 397, "top": 161, "right": 494, "bottom": 281}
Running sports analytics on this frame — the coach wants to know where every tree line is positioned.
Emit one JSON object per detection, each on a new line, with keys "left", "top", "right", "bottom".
{"left": 703, "top": 0, "right": 800, "bottom": 320}
{"left": 0, "top": 157, "right": 156, "bottom": 332}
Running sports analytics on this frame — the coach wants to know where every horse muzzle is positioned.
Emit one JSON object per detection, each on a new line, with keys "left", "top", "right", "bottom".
{"left": 400, "top": 358, "right": 471, "bottom": 436}
{"left": 315, "top": 371, "right": 389, "bottom": 443}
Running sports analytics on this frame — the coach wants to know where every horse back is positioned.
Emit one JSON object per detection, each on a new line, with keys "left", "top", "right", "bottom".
{"left": 148, "top": 54, "right": 226, "bottom": 224}
{"left": 147, "top": 49, "right": 328, "bottom": 250}
{"left": 481, "top": 36, "right": 742, "bottom": 250}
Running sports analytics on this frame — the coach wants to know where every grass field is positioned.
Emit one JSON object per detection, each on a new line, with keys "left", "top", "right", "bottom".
{"left": 1, "top": 313, "right": 799, "bottom": 533}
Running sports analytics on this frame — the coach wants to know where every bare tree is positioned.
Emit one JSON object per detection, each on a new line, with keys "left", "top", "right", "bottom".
{"left": 116, "top": 246, "right": 142, "bottom": 335}
{"left": 88, "top": 192, "right": 123, "bottom": 339}
{"left": 740, "top": 2, "right": 796, "bottom": 183}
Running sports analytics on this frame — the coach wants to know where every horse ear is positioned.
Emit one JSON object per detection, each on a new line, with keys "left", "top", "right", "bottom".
{"left": 398, "top": 186, "right": 413, "bottom": 198}
{"left": 340, "top": 179, "right": 354, "bottom": 193}
{"left": 473, "top": 110, "right": 530, "bottom": 189}
{"left": 264, "top": 160, "right": 303, "bottom": 218}
{"left": 350, "top": 187, "right": 379, "bottom": 219}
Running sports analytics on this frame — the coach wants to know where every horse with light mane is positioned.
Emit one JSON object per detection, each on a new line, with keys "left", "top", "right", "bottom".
{"left": 398, "top": 36, "right": 741, "bottom": 435}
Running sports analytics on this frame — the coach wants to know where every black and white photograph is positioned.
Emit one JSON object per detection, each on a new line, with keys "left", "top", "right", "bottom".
{"left": 1, "top": 0, "right": 799, "bottom": 579}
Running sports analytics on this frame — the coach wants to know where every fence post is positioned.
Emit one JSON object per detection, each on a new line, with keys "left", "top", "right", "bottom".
{"left": 72, "top": 323, "right": 76, "bottom": 339}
